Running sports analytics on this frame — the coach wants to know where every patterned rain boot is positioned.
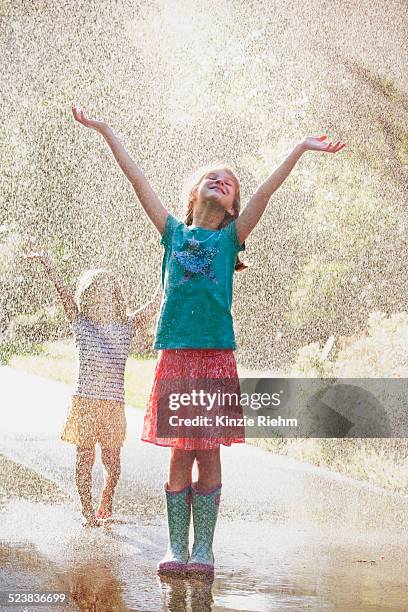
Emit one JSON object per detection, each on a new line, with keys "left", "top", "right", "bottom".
{"left": 157, "top": 483, "right": 191, "bottom": 575}
{"left": 185, "top": 483, "right": 222, "bottom": 578}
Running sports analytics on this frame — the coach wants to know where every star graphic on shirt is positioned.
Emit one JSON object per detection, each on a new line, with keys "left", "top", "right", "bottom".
{"left": 173, "top": 237, "right": 218, "bottom": 284}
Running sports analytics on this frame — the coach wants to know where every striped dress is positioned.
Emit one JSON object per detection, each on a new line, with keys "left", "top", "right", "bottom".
{"left": 73, "top": 313, "right": 134, "bottom": 403}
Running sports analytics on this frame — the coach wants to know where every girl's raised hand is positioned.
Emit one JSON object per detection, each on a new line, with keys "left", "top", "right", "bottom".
{"left": 301, "top": 135, "right": 346, "bottom": 154}
{"left": 71, "top": 105, "right": 108, "bottom": 132}
{"left": 23, "top": 250, "right": 52, "bottom": 265}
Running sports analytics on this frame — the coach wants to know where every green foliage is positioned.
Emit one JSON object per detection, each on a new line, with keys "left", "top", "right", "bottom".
{"left": 288, "top": 257, "right": 349, "bottom": 328}
{"left": 0, "top": 225, "right": 26, "bottom": 327}
{"left": 396, "top": 132, "right": 408, "bottom": 165}
{"left": 0, "top": 341, "right": 43, "bottom": 366}
{"left": 129, "top": 350, "right": 156, "bottom": 360}
{"left": 252, "top": 437, "right": 408, "bottom": 494}
{"left": 334, "top": 311, "right": 408, "bottom": 377}
{"left": 313, "top": 164, "right": 396, "bottom": 251}
{"left": 8, "top": 306, "right": 70, "bottom": 345}
{"left": 291, "top": 310, "right": 408, "bottom": 378}
{"left": 291, "top": 341, "right": 333, "bottom": 377}
{"left": 284, "top": 161, "right": 401, "bottom": 348}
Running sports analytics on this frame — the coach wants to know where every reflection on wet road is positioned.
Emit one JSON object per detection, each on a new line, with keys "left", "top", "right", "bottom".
{"left": 2, "top": 488, "right": 408, "bottom": 610}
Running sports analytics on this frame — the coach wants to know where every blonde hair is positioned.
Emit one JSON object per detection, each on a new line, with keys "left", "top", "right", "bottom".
{"left": 75, "top": 269, "right": 127, "bottom": 322}
{"left": 183, "top": 163, "right": 247, "bottom": 271}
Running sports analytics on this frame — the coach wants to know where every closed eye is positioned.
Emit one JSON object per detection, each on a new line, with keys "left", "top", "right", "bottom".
{"left": 208, "top": 175, "right": 233, "bottom": 187}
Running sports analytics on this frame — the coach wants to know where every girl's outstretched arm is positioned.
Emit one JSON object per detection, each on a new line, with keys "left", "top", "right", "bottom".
{"left": 236, "top": 135, "right": 346, "bottom": 244}
{"left": 131, "top": 282, "right": 162, "bottom": 330}
{"left": 24, "top": 252, "right": 78, "bottom": 322}
{"left": 71, "top": 105, "right": 168, "bottom": 235}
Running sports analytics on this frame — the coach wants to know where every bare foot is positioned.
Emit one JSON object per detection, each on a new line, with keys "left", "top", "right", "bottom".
{"left": 82, "top": 513, "right": 102, "bottom": 528}
{"left": 96, "top": 501, "right": 113, "bottom": 520}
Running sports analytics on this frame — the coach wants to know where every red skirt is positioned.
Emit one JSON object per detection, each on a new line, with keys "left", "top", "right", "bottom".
{"left": 141, "top": 349, "right": 245, "bottom": 450}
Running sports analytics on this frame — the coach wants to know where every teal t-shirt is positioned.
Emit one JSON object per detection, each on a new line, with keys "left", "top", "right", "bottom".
{"left": 154, "top": 214, "right": 245, "bottom": 349}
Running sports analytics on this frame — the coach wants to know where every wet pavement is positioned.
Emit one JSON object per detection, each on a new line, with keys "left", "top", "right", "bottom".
{"left": 1, "top": 366, "right": 408, "bottom": 611}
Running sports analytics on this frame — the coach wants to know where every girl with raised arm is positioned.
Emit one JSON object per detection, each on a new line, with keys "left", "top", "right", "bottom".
{"left": 26, "top": 251, "right": 161, "bottom": 527}
{"left": 72, "top": 104, "right": 345, "bottom": 574}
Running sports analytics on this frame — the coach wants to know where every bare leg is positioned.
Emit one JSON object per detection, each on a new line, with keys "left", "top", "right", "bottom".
{"left": 168, "top": 449, "right": 195, "bottom": 491}
{"left": 97, "top": 447, "right": 121, "bottom": 519}
{"left": 195, "top": 448, "right": 221, "bottom": 492}
{"left": 76, "top": 447, "right": 100, "bottom": 527}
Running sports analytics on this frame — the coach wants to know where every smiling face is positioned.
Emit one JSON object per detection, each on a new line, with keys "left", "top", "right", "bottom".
{"left": 196, "top": 169, "right": 237, "bottom": 217}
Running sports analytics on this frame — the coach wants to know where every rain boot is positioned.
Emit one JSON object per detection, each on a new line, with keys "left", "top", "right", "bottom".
{"left": 185, "top": 483, "right": 222, "bottom": 578}
{"left": 157, "top": 483, "right": 191, "bottom": 575}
